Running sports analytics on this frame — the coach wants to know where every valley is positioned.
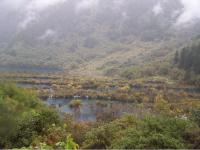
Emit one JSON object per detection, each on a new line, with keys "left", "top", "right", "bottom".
{"left": 0, "top": 70, "right": 200, "bottom": 149}
{"left": 1, "top": 72, "right": 200, "bottom": 120}
{"left": 0, "top": 0, "right": 200, "bottom": 149}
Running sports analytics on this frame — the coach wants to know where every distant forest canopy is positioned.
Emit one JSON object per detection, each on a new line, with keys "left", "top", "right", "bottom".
{"left": 175, "top": 39, "right": 200, "bottom": 74}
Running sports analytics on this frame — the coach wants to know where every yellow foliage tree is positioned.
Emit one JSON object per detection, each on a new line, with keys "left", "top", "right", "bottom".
{"left": 120, "top": 85, "right": 130, "bottom": 92}
{"left": 153, "top": 94, "right": 172, "bottom": 115}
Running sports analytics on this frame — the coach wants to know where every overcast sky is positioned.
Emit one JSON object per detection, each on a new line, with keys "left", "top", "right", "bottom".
{"left": 1, "top": 0, "right": 200, "bottom": 28}
{"left": 177, "top": 0, "right": 200, "bottom": 25}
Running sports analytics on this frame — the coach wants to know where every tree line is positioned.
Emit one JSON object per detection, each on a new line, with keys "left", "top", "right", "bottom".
{"left": 175, "top": 41, "right": 200, "bottom": 74}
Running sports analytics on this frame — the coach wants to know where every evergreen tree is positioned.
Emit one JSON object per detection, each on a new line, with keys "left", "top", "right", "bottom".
{"left": 174, "top": 51, "right": 179, "bottom": 64}
{"left": 178, "top": 41, "right": 200, "bottom": 74}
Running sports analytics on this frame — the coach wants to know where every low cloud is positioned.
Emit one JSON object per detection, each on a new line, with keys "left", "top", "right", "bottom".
{"left": 39, "top": 29, "right": 56, "bottom": 40}
{"left": 19, "top": 0, "right": 67, "bottom": 29}
{"left": 75, "top": 0, "right": 99, "bottom": 12}
{"left": 176, "top": 0, "right": 200, "bottom": 25}
{"left": 152, "top": 2, "right": 163, "bottom": 15}
{"left": 19, "top": 12, "right": 36, "bottom": 29}
{"left": 0, "top": 0, "right": 27, "bottom": 11}
{"left": 26, "top": 0, "right": 66, "bottom": 12}
{"left": 113, "top": 0, "right": 124, "bottom": 6}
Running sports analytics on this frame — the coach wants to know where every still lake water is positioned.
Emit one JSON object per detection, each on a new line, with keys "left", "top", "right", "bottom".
{"left": 44, "top": 98, "right": 137, "bottom": 122}
{"left": 15, "top": 83, "right": 141, "bottom": 121}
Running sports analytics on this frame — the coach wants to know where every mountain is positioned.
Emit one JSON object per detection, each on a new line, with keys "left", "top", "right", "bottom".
{"left": 0, "top": 0, "right": 200, "bottom": 76}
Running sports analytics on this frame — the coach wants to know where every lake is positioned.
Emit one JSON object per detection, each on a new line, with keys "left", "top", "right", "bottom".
{"left": 44, "top": 98, "right": 140, "bottom": 122}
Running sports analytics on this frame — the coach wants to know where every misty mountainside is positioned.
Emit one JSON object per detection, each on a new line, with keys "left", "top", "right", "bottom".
{"left": 0, "top": 0, "right": 200, "bottom": 75}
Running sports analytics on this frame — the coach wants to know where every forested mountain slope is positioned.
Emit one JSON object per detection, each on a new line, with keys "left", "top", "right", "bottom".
{"left": 0, "top": 0, "right": 200, "bottom": 76}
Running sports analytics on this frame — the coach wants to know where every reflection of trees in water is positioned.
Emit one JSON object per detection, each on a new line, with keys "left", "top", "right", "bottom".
{"left": 69, "top": 100, "right": 82, "bottom": 121}
{"left": 73, "top": 107, "right": 81, "bottom": 121}
{"left": 50, "top": 98, "right": 152, "bottom": 121}
{"left": 110, "top": 103, "right": 121, "bottom": 117}
{"left": 95, "top": 101, "right": 108, "bottom": 116}
{"left": 95, "top": 102, "right": 151, "bottom": 121}
{"left": 95, "top": 102, "right": 123, "bottom": 122}
{"left": 89, "top": 103, "right": 96, "bottom": 117}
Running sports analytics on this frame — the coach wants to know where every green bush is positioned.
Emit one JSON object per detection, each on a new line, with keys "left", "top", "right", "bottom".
{"left": 83, "top": 115, "right": 197, "bottom": 149}
{"left": 191, "top": 108, "right": 200, "bottom": 126}
{"left": 11, "top": 109, "right": 60, "bottom": 148}
{"left": 83, "top": 115, "right": 138, "bottom": 149}
{"left": 110, "top": 129, "right": 184, "bottom": 149}
{"left": 0, "top": 82, "right": 61, "bottom": 149}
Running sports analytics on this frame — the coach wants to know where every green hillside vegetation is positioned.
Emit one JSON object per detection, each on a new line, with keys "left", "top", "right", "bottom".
{"left": 0, "top": 0, "right": 193, "bottom": 75}
{"left": 120, "top": 56, "right": 184, "bottom": 82}
{"left": 121, "top": 38, "right": 200, "bottom": 86}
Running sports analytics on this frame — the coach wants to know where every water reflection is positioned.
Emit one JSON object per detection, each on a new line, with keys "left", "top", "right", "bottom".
{"left": 44, "top": 98, "right": 137, "bottom": 122}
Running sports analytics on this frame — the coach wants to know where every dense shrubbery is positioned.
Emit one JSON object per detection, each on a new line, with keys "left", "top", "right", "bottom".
{"left": 83, "top": 115, "right": 200, "bottom": 149}
{"left": 0, "top": 82, "right": 40, "bottom": 148}
{"left": 0, "top": 82, "right": 74, "bottom": 149}
{"left": 191, "top": 108, "right": 200, "bottom": 127}
{"left": 0, "top": 82, "right": 200, "bottom": 149}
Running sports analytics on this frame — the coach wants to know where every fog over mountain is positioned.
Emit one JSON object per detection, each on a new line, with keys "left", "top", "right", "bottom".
{"left": 1, "top": 0, "right": 200, "bottom": 30}
{"left": 177, "top": 0, "right": 200, "bottom": 25}
{"left": 0, "top": 0, "right": 200, "bottom": 74}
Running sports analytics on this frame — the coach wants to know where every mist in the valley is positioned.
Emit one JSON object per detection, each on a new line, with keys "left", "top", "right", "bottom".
{"left": 0, "top": 0, "right": 200, "bottom": 66}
